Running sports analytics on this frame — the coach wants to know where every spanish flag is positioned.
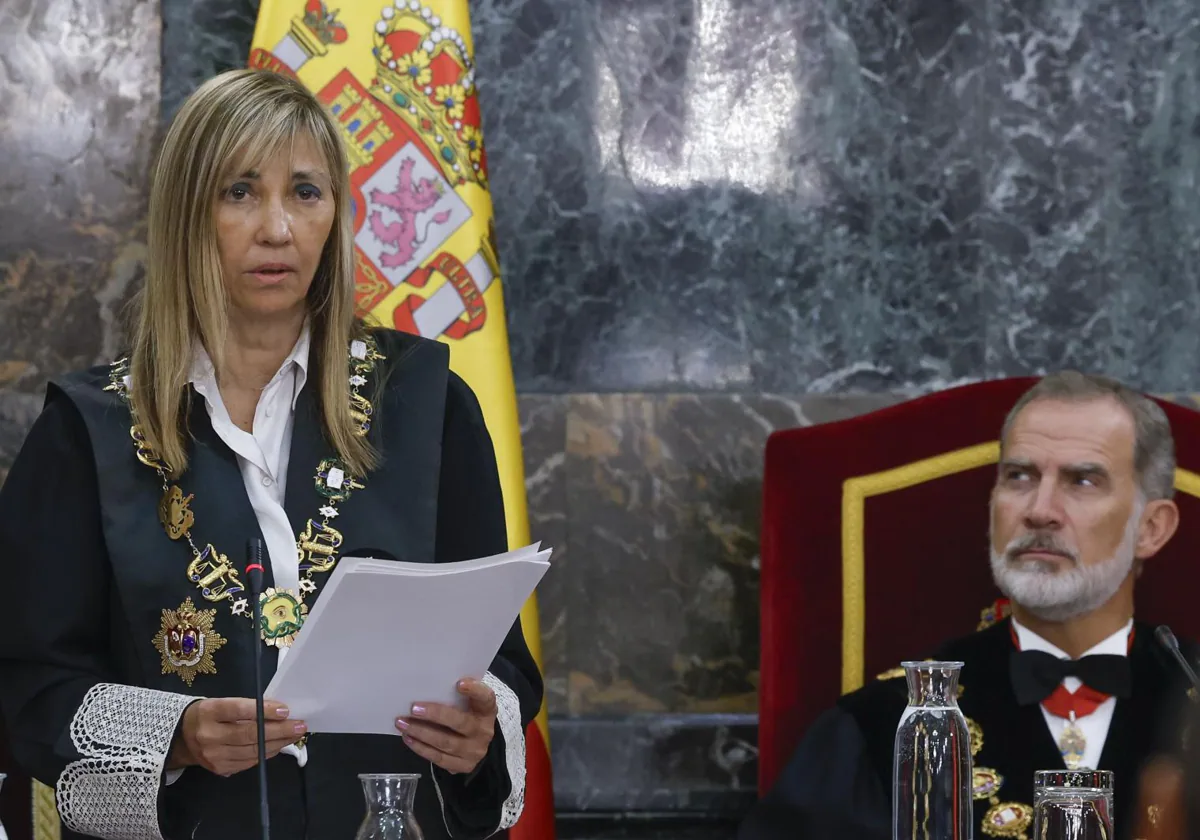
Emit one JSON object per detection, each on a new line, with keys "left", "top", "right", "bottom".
{"left": 248, "top": 2, "right": 555, "bottom": 836}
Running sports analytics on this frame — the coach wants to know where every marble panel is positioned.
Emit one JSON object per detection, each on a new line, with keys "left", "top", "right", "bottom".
{"left": 548, "top": 713, "right": 756, "bottom": 814}
{"left": 161, "top": 0, "right": 259, "bottom": 120}
{"left": 476, "top": 0, "right": 1200, "bottom": 392}
{"left": 556, "top": 819, "right": 737, "bottom": 840}
{"left": 475, "top": 0, "right": 992, "bottom": 392}
{"left": 980, "top": 0, "right": 1200, "bottom": 387}
{"left": 553, "top": 392, "right": 901, "bottom": 715}
{"left": 520, "top": 394, "right": 571, "bottom": 712}
{"left": 0, "top": 0, "right": 159, "bottom": 480}
{"left": 161, "top": 0, "right": 1200, "bottom": 393}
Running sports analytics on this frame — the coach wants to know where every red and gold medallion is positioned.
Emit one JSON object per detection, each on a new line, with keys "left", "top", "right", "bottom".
{"left": 152, "top": 598, "right": 226, "bottom": 686}
{"left": 983, "top": 802, "right": 1033, "bottom": 840}
{"left": 973, "top": 767, "right": 1004, "bottom": 800}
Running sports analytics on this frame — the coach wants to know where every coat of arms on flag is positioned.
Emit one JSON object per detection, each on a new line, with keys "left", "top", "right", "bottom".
{"left": 250, "top": 0, "right": 501, "bottom": 335}
{"left": 250, "top": 2, "right": 556, "bottom": 838}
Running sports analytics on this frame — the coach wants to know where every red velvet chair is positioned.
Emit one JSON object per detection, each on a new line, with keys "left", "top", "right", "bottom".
{"left": 758, "top": 378, "right": 1200, "bottom": 794}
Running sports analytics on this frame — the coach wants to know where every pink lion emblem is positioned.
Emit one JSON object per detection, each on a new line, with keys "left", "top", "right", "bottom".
{"left": 367, "top": 158, "right": 452, "bottom": 268}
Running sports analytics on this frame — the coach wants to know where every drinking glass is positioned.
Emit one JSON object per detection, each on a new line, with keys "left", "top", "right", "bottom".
{"left": 1032, "top": 770, "right": 1114, "bottom": 840}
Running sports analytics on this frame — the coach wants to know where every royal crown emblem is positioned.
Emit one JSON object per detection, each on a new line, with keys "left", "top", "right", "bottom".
{"left": 253, "top": 3, "right": 503, "bottom": 330}
{"left": 302, "top": 0, "right": 349, "bottom": 46}
{"left": 367, "top": 2, "right": 489, "bottom": 189}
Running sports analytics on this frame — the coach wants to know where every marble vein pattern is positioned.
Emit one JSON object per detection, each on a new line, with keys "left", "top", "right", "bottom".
{"left": 160, "top": 0, "right": 1200, "bottom": 392}
{"left": 522, "top": 392, "right": 901, "bottom": 714}
{"left": 0, "top": 0, "right": 159, "bottom": 482}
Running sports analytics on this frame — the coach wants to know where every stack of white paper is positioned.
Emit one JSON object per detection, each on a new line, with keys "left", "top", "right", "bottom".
{"left": 264, "top": 543, "right": 551, "bottom": 735}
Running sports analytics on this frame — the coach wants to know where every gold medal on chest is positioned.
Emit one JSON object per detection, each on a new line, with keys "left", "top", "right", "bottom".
{"left": 983, "top": 801, "right": 1033, "bottom": 839}
{"left": 1059, "top": 714, "right": 1087, "bottom": 770}
{"left": 152, "top": 597, "right": 226, "bottom": 686}
{"left": 158, "top": 485, "right": 195, "bottom": 540}
{"left": 259, "top": 587, "right": 309, "bottom": 648}
{"left": 973, "top": 767, "right": 1004, "bottom": 800}
{"left": 967, "top": 716, "right": 1032, "bottom": 840}
{"left": 113, "top": 335, "right": 384, "bottom": 652}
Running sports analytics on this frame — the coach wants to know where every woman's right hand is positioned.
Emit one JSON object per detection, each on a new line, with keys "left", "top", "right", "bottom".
{"left": 167, "top": 698, "right": 307, "bottom": 776}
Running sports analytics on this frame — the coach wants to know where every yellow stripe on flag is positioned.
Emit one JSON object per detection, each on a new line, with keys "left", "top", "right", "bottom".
{"left": 249, "top": 2, "right": 554, "bottom": 835}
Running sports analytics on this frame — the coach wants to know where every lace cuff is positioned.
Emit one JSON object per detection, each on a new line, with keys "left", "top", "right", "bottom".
{"left": 56, "top": 683, "right": 195, "bottom": 840}
{"left": 430, "top": 671, "right": 527, "bottom": 836}
{"left": 484, "top": 671, "right": 526, "bottom": 831}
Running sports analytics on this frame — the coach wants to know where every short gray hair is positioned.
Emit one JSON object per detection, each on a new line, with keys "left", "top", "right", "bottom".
{"left": 1000, "top": 371, "right": 1176, "bottom": 501}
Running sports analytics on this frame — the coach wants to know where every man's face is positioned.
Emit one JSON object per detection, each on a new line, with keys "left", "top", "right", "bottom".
{"left": 989, "top": 397, "right": 1143, "bottom": 621}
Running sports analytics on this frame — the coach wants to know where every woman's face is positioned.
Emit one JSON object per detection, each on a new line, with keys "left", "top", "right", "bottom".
{"left": 214, "top": 132, "right": 336, "bottom": 322}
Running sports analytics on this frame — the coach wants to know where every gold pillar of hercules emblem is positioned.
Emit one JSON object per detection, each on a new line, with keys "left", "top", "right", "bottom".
{"left": 186, "top": 545, "right": 245, "bottom": 602}
{"left": 298, "top": 520, "right": 343, "bottom": 573}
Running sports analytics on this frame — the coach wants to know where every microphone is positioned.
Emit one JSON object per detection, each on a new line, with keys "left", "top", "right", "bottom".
{"left": 246, "top": 538, "right": 270, "bottom": 840}
{"left": 1155, "top": 625, "right": 1200, "bottom": 698}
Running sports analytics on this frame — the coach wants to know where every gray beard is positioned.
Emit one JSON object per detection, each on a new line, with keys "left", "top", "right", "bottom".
{"left": 989, "top": 508, "right": 1141, "bottom": 622}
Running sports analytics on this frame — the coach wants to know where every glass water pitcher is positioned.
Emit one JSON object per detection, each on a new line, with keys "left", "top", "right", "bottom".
{"left": 893, "top": 661, "right": 974, "bottom": 840}
{"left": 355, "top": 773, "right": 424, "bottom": 840}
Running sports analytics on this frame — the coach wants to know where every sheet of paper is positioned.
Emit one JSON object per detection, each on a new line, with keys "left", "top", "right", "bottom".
{"left": 264, "top": 545, "right": 550, "bottom": 735}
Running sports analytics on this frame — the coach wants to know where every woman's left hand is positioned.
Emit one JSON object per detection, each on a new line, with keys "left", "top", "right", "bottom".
{"left": 397, "top": 678, "right": 496, "bottom": 774}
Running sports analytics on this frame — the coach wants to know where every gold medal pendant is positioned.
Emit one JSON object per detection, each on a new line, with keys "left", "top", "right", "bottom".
{"left": 259, "top": 587, "right": 308, "bottom": 648}
{"left": 112, "top": 336, "right": 385, "bottom": 652}
{"left": 983, "top": 802, "right": 1034, "bottom": 839}
{"left": 158, "top": 485, "right": 195, "bottom": 540}
{"left": 152, "top": 598, "right": 226, "bottom": 686}
{"left": 970, "top": 716, "right": 1034, "bottom": 840}
{"left": 973, "top": 767, "right": 1004, "bottom": 800}
{"left": 1059, "top": 712, "right": 1087, "bottom": 770}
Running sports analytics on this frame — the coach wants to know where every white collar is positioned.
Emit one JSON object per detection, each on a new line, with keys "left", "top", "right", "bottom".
{"left": 189, "top": 321, "right": 311, "bottom": 409}
{"left": 1012, "top": 617, "right": 1133, "bottom": 660}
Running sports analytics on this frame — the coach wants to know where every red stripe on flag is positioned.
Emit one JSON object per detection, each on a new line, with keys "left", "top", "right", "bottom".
{"left": 508, "top": 721, "right": 555, "bottom": 839}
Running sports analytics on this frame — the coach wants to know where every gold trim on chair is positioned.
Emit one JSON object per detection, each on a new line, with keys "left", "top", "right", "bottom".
{"left": 33, "top": 779, "right": 61, "bottom": 840}
{"left": 840, "top": 440, "right": 1200, "bottom": 695}
{"left": 841, "top": 442, "right": 1000, "bottom": 694}
{"left": 1176, "top": 469, "right": 1200, "bottom": 500}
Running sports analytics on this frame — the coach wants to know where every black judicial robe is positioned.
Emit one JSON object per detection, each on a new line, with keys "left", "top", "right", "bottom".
{"left": 739, "top": 620, "right": 1197, "bottom": 840}
{"left": 0, "top": 328, "right": 543, "bottom": 840}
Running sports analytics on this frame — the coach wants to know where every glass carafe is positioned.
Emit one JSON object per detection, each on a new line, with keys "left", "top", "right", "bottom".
{"left": 893, "top": 661, "right": 974, "bottom": 840}
{"left": 355, "top": 773, "right": 424, "bottom": 840}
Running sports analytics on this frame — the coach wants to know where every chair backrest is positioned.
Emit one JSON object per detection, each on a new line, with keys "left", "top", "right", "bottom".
{"left": 757, "top": 378, "right": 1200, "bottom": 793}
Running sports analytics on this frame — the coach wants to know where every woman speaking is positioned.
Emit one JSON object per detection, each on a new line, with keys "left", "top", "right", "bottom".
{"left": 0, "top": 69, "right": 540, "bottom": 839}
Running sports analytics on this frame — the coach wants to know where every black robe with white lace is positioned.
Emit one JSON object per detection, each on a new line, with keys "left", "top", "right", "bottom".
{"left": 0, "top": 328, "right": 542, "bottom": 840}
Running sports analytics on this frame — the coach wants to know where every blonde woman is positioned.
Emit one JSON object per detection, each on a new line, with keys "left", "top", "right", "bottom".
{"left": 0, "top": 69, "right": 539, "bottom": 840}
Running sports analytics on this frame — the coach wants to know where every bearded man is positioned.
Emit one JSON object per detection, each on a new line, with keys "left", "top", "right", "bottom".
{"left": 739, "top": 371, "right": 1198, "bottom": 840}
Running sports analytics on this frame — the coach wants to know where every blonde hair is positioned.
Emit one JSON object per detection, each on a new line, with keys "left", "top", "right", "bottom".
{"left": 130, "top": 68, "right": 375, "bottom": 477}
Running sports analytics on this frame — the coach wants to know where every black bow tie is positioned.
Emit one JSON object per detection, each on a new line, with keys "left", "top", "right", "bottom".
{"left": 1009, "top": 650, "right": 1132, "bottom": 706}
